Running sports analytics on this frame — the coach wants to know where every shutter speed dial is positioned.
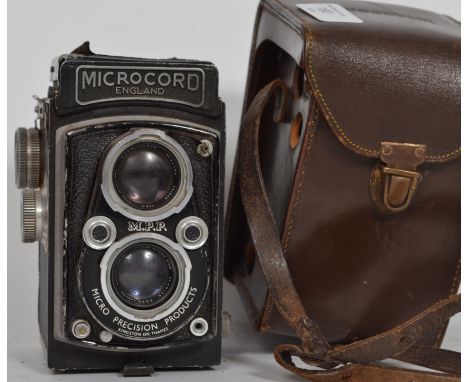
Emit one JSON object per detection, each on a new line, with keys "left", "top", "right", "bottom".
{"left": 15, "top": 127, "right": 41, "bottom": 189}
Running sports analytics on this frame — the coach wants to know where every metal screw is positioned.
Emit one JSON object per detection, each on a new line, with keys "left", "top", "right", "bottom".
{"left": 190, "top": 317, "right": 209, "bottom": 337}
{"left": 99, "top": 330, "right": 113, "bottom": 343}
{"left": 71, "top": 319, "right": 91, "bottom": 339}
{"left": 197, "top": 140, "right": 213, "bottom": 157}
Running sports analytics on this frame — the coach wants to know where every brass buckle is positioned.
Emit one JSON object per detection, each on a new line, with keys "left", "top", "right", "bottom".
{"left": 370, "top": 142, "right": 426, "bottom": 213}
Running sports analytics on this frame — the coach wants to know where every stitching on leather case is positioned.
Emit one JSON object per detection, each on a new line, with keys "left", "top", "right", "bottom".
{"left": 346, "top": 6, "right": 460, "bottom": 26}
{"left": 426, "top": 149, "right": 461, "bottom": 161}
{"left": 261, "top": 292, "right": 275, "bottom": 331}
{"left": 255, "top": 0, "right": 461, "bottom": 341}
{"left": 265, "top": 1, "right": 303, "bottom": 36}
{"left": 283, "top": 100, "right": 319, "bottom": 255}
{"left": 449, "top": 258, "right": 461, "bottom": 296}
{"left": 304, "top": 43, "right": 379, "bottom": 157}
{"left": 303, "top": 30, "right": 461, "bottom": 162}
{"left": 345, "top": 7, "right": 437, "bottom": 24}
{"left": 266, "top": 0, "right": 461, "bottom": 161}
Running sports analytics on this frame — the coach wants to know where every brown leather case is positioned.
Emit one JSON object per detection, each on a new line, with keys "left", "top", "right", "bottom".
{"left": 225, "top": 1, "right": 460, "bottom": 380}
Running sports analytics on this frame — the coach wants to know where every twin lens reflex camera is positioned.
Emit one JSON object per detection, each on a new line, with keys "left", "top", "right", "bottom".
{"left": 14, "top": 43, "right": 225, "bottom": 374}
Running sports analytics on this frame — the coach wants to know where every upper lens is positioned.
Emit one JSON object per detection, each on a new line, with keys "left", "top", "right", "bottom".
{"left": 110, "top": 243, "right": 178, "bottom": 309}
{"left": 101, "top": 129, "right": 193, "bottom": 221}
{"left": 112, "top": 142, "right": 181, "bottom": 211}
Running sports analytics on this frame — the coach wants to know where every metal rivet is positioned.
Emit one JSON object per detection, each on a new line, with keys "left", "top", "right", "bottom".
{"left": 382, "top": 145, "right": 393, "bottom": 155}
{"left": 99, "top": 330, "right": 113, "bottom": 343}
{"left": 82, "top": 216, "right": 117, "bottom": 250}
{"left": 71, "top": 319, "right": 91, "bottom": 339}
{"left": 197, "top": 140, "right": 213, "bottom": 157}
{"left": 175, "top": 216, "right": 209, "bottom": 250}
{"left": 415, "top": 147, "right": 425, "bottom": 158}
{"left": 190, "top": 317, "right": 209, "bottom": 337}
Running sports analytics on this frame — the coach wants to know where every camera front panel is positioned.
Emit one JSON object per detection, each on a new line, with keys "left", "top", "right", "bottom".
{"left": 55, "top": 117, "right": 221, "bottom": 349}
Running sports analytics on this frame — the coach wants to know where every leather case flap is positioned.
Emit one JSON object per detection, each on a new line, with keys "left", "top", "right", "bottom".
{"left": 266, "top": 0, "right": 460, "bottom": 162}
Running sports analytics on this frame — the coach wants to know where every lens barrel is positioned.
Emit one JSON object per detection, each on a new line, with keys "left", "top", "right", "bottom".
{"left": 110, "top": 243, "right": 178, "bottom": 310}
{"left": 101, "top": 129, "right": 193, "bottom": 222}
{"left": 112, "top": 142, "right": 181, "bottom": 211}
{"left": 99, "top": 233, "right": 192, "bottom": 323}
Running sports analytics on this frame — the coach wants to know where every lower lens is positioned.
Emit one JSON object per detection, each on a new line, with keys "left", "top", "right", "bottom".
{"left": 111, "top": 243, "right": 178, "bottom": 309}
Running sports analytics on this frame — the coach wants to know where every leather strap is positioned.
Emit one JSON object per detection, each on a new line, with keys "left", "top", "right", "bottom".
{"left": 237, "top": 79, "right": 460, "bottom": 381}
{"left": 274, "top": 351, "right": 459, "bottom": 382}
{"left": 238, "top": 79, "right": 333, "bottom": 363}
{"left": 328, "top": 294, "right": 460, "bottom": 364}
{"left": 395, "top": 346, "right": 461, "bottom": 375}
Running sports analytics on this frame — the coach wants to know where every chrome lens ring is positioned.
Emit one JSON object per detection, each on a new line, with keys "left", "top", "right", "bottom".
{"left": 101, "top": 129, "right": 193, "bottom": 222}
{"left": 100, "top": 233, "right": 192, "bottom": 322}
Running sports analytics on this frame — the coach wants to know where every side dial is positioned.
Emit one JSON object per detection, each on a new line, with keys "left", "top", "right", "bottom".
{"left": 21, "top": 189, "right": 42, "bottom": 243}
{"left": 15, "top": 127, "right": 41, "bottom": 189}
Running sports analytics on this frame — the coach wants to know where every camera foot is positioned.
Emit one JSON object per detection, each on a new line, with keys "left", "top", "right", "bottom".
{"left": 122, "top": 363, "right": 155, "bottom": 377}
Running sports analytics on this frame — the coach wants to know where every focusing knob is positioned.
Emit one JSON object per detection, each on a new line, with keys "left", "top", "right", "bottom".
{"left": 15, "top": 127, "right": 41, "bottom": 189}
{"left": 21, "top": 189, "right": 42, "bottom": 243}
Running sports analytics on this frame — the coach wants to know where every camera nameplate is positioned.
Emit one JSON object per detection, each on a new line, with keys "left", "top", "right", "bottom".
{"left": 75, "top": 65, "right": 205, "bottom": 107}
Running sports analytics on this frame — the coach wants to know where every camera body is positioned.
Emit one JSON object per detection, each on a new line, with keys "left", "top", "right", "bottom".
{"left": 15, "top": 45, "right": 224, "bottom": 373}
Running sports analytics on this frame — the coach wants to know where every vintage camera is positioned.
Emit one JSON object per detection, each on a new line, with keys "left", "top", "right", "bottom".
{"left": 15, "top": 43, "right": 225, "bottom": 374}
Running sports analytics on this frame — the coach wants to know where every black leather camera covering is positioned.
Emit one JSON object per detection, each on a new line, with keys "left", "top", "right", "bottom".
{"left": 66, "top": 124, "right": 217, "bottom": 346}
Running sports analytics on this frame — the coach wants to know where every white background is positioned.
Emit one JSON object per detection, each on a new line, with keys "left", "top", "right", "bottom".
{"left": 7, "top": 1, "right": 461, "bottom": 381}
